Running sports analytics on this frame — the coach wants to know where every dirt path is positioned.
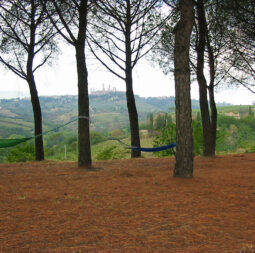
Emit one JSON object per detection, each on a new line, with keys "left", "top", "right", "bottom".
{"left": 0, "top": 154, "right": 254, "bottom": 252}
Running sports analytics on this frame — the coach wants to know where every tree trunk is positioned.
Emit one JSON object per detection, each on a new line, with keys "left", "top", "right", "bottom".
{"left": 27, "top": 4, "right": 44, "bottom": 161}
{"left": 125, "top": 0, "right": 141, "bottom": 158}
{"left": 76, "top": 0, "right": 91, "bottom": 168}
{"left": 196, "top": 0, "right": 214, "bottom": 156}
{"left": 76, "top": 45, "right": 91, "bottom": 168}
{"left": 198, "top": 80, "right": 214, "bottom": 156}
{"left": 27, "top": 74, "right": 44, "bottom": 161}
{"left": 206, "top": 24, "right": 218, "bottom": 155}
{"left": 208, "top": 85, "right": 217, "bottom": 153}
{"left": 125, "top": 78, "right": 141, "bottom": 158}
{"left": 173, "top": 0, "right": 194, "bottom": 178}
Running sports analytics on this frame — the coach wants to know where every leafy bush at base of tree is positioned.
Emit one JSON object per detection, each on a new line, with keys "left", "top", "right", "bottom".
{"left": 95, "top": 145, "right": 127, "bottom": 161}
{"left": 153, "top": 121, "right": 204, "bottom": 157}
{"left": 6, "top": 142, "right": 35, "bottom": 163}
{"left": 153, "top": 123, "right": 176, "bottom": 157}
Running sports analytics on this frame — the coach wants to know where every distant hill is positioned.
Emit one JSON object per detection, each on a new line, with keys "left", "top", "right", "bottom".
{"left": 0, "top": 92, "right": 231, "bottom": 137}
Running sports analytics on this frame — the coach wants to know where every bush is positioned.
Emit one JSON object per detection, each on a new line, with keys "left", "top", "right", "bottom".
{"left": 217, "top": 115, "right": 255, "bottom": 152}
{"left": 90, "top": 131, "right": 106, "bottom": 145}
{"left": 0, "top": 149, "right": 9, "bottom": 163}
{"left": 153, "top": 121, "right": 204, "bottom": 157}
{"left": 111, "top": 128, "right": 125, "bottom": 138}
{"left": 7, "top": 142, "right": 35, "bottom": 162}
{"left": 153, "top": 123, "right": 176, "bottom": 157}
{"left": 192, "top": 121, "right": 203, "bottom": 155}
{"left": 96, "top": 145, "right": 126, "bottom": 160}
{"left": 46, "top": 133, "right": 65, "bottom": 148}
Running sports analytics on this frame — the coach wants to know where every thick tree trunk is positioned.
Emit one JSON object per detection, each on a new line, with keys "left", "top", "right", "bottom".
{"left": 125, "top": 0, "right": 141, "bottom": 158}
{"left": 173, "top": 0, "right": 194, "bottom": 178}
{"left": 75, "top": 1, "right": 91, "bottom": 168}
{"left": 196, "top": 0, "right": 216, "bottom": 156}
{"left": 27, "top": 74, "right": 44, "bottom": 161}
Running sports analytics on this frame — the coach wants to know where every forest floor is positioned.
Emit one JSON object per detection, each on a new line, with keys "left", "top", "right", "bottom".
{"left": 0, "top": 153, "right": 255, "bottom": 253}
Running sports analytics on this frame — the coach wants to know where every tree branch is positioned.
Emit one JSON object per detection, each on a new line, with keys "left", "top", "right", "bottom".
{"left": 0, "top": 56, "right": 26, "bottom": 79}
{"left": 87, "top": 40, "right": 125, "bottom": 81}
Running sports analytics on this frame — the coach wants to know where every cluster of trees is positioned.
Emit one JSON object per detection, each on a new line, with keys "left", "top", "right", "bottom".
{"left": 152, "top": 112, "right": 255, "bottom": 157}
{"left": 0, "top": 0, "right": 254, "bottom": 178}
{"left": 153, "top": 0, "right": 255, "bottom": 177}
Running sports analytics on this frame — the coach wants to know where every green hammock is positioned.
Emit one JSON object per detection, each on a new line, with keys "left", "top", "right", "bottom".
{"left": 0, "top": 116, "right": 88, "bottom": 149}
{"left": 0, "top": 137, "right": 32, "bottom": 148}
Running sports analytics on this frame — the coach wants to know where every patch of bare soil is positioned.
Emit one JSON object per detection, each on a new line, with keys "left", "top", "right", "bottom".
{"left": 0, "top": 154, "right": 255, "bottom": 253}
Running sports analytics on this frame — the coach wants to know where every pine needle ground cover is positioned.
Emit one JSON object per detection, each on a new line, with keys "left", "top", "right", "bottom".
{"left": 0, "top": 154, "right": 254, "bottom": 252}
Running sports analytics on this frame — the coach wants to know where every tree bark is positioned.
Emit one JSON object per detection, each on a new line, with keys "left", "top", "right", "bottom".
{"left": 196, "top": 0, "right": 216, "bottom": 156}
{"left": 196, "top": 0, "right": 214, "bottom": 156}
{"left": 208, "top": 85, "right": 217, "bottom": 153}
{"left": 26, "top": 0, "right": 44, "bottom": 161}
{"left": 173, "top": 0, "right": 194, "bottom": 178}
{"left": 125, "top": 79, "right": 141, "bottom": 158}
{"left": 27, "top": 55, "right": 44, "bottom": 161}
{"left": 76, "top": 0, "right": 91, "bottom": 168}
{"left": 76, "top": 45, "right": 91, "bottom": 168}
{"left": 27, "top": 73, "right": 44, "bottom": 161}
{"left": 125, "top": 0, "right": 141, "bottom": 158}
{"left": 206, "top": 24, "right": 218, "bottom": 155}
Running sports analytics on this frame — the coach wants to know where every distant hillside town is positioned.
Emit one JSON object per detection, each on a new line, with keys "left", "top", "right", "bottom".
{"left": 90, "top": 84, "right": 118, "bottom": 95}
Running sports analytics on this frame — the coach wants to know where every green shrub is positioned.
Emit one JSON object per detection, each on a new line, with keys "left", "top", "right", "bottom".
{"left": 7, "top": 142, "right": 35, "bottom": 162}
{"left": 217, "top": 115, "right": 255, "bottom": 152}
{"left": 153, "top": 123, "right": 176, "bottom": 157}
{"left": 0, "top": 149, "right": 9, "bottom": 163}
{"left": 110, "top": 128, "right": 126, "bottom": 138}
{"left": 96, "top": 145, "right": 126, "bottom": 160}
{"left": 192, "top": 121, "right": 203, "bottom": 155}
{"left": 46, "top": 133, "right": 65, "bottom": 148}
{"left": 153, "top": 121, "right": 204, "bottom": 157}
{"left": 90, "top": 131, "right": 106, "bottom": 145}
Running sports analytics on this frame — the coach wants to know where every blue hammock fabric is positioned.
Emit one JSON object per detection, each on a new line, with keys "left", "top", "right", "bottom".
{"left": 128, "top": 143, "right": 176, "bottom": 152}
{"left": 109, "top": 138, "right": 176, "bottom": 153}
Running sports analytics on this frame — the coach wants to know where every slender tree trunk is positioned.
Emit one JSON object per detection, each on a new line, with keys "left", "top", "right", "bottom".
{"left": 208, "top": 85, "right": 217, "bottom": 152}
{"left": 196, "top": 0, "right": 214, "bottom": 156}
{"left": 76, "top": 0, "right": 91, "bottom": 168}
{"left": 125, "top": 0, "right": 141, "bottom": 158}
{"left": 27, "top": 2, "right": 44, "bottom": 161}
{"left": 125, "top": 75, "right": 141, "bottom": 158}
{"left": 26, "top": 73, "right": 44, "bottom": 161}
{"left": 173, "top": 0, "right": 194, "bottom": 178}
{"left": 206, "top": 27, "right": 218, "bottom": 155}
{"left": 27, "top": 53, "right": 44, "bottom": 161}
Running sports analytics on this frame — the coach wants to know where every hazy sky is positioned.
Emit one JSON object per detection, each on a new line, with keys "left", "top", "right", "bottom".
{"left": 0, "top": 46, "right": 254, "bottom": 105}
